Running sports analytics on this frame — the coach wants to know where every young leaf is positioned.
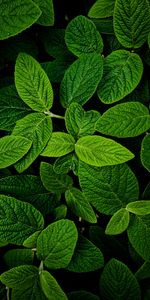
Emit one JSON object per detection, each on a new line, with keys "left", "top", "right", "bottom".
{"left": 114, "top": 0, "right": 150, "bottom": 48}
{"left": 0, "top": 0, "right": 41, "bottom": 40}
{"left": 0, "top": 136, "right": 32, "bottom": 169}
{"left": 78, "top": 162, "right": 139, "bottom": 215}
{"left": 88, "top": 0, "right": 115, "bottom": 19}
{"left": 97, "top": 50, "right": 143, "bottom": 104}
{"left": 0, "top": 195, "right": 44, "bottom": 244}
{"left": 65, "top": 15, "right": 103, "bottom": 56}
{"left": 41, "top": 132, "right": 75, "bottom": 157}
{"left": 40, "top": 270, "right": 67, "bottom": 300}
{"left": 68, "top": 290, "right": 100, "bottom": 300}
{"left": 105, "top": 208, "right": 130, "bottom": 235}
{"left": 37, "top": 219, "right": 78, "bottom": 269}
{"left": 75, "top": 135, "right": 134, "bottom": 167}
{"left": 12, "top": 113, "right": 52, "bottom": 172}
{"left": 95, "top": 102, "right": 150, "bottom": 138}
{"left": 4, "top": 249, "right": 34, "bottom": 268}
{"left": 33, "top": 0, "right": 54, "bottom": 26}
{"left": 15, "top": 53, "right": 53, "bottom": 112}
{"left": 141, "top": 134, "right": 150, "bottom": 172}
{"left": 100, "top": 258, "right": 141, "bottom": 299}
{"left": 65, "top": 187, "right": 97, "bottom": 223}
{"left": 126, "top": 201, "right": 150, "bottom": 215}
{"left": 60, "top": 53, "right": 103, "bottom": 108}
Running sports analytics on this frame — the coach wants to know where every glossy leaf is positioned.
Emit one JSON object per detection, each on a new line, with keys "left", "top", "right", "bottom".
{"left": 105, "top": 208, "right": 130, "bottom": 235}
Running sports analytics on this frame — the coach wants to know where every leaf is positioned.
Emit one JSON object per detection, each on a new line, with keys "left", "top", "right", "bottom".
{"left": 75, "top": 135, "right": 134, "bottom": 167}
{"left": 92, "top": 18, "right": 114, "bottom": 34}
{"left": 100, "top": 258, "right": 141, "bottom": 300}
{"left": 41, "top": 58, "right": 71, "bottom": 83}
{"left": 41, "top": 132, "right": 75, "bottom": 157}
{"left": 33, "top": 0, "right": 54, "bottom": 26}
{"left": 40, "top": 162, "right": 73, "bottom": 193}
{"left": 0, "top": 0, "right": 41, "bottom": 40}
{"left": 114, "top": 0, "right": 150, "bottom": 48}
{"left": 37, "top": 219, "right": 78, "bottom": 269}
{"left": 141, "top": 134, "right": 150, "bottom": 172}
{"left": 135, "top": 261, "right": 150, "bottom": 280}
{"left": 12, "top": 113, "right": 52, "bottom": 172}
{"left": 65, "top": 102, "right": 100, "bottom": 139}
{"left": 15, "top": 53, "right": 53, "bottom": 112}
{"left": 0, "top": 195, "right": 44, "bottom": 244}
{"left": 78, "top": 162, "right": 139, "bottom": 214}
{"left": 53, "top": 153, "right": 75, "bottom": 174}
{"left": 105, "top": 208, "right": 130, "bottom": 235}
{"left": 60, "top": 53, "right": 103, "bottom": 108}
{"left": 95, "top": 102, "right": 150, "bottom": 138}
{"left": 88, "top": 0, "right": 115, "bottom": 18}
{"left": 4, "top": 249, "right": 34, "bottom": 268}
{"left": 126, "top": 200, "right": 150, "bottom": 215}
{"left": 53, "top": 204, "right": 67, "bottom": 221}
{"left": 23, "top": 231, "right": 41, "bottom": 248}
{"left": 67, "top": 235, "right": 104, "bottom": 272}
{"left": 97, "top": 50, "right": 143, "bottom": 104}
{"left": 40, "top": 270, "right": 67, "bottom": 300}
{"left": 148, "top": 32, "right": 150, "bottom": 48}
{"left": 0, "top": 84, "right": 32, "bottom": 131}
{"left": 68, "top": 291, "right": 100, "bottom": 300}
{"left": 0, "top": 135, "right": 32, "bottom": 169}
{"left": 65, "top": 187, "right": 97, "bottom": 223}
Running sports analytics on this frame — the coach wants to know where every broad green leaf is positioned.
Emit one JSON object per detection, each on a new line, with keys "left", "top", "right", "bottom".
{"left": 41, "top": 132, "right": 75, "bottom": 157}
{"left": 75, "top": 135, "right": 134, "bottom": 167}
{"left": 105, "top": 208, "right": 130, "bottom": 235}
{"left": 95, "top": 102, "right": 150, "bottom": 138}
{"left": 0, "top": 84, "right": 32, "bottom": 131}
{"left": 135, "top": 261, "right": 150, "bottom": 280}
{"left": 4, "top": 249, "right": 34, "bottom": 268}
{"left": 0, "top": 0, "right": 41, "bottom": 40}
{"left": 23, "top": 231, "right": 41, "bottom": 248}
{"left": 41, "top": 58, "right": 71, "bottom": 83}
{"left": 0, "top": 136, "right": 32, "bottom": 169}
{"left": 100, "top": 258, "right": 141, "bottom": 299}
{"left": 114, "top": 0, "right": 150, "bottom": 48}
{"left": 79, "top": 162, "right": 139, "bottom": 214}
{"left": 65, "top": 102, "right": 100, "bottom": 139}
{"left": 92, "top": 18, "right": 114, "bottom": 34}
{"left": 68, "top": 291, "right": 100, "bottom": 300}
{"left": 0, "top": 195, "right": 44, "bottom": 244}
{"left": 37, "top": 219, "right": 78, "bottom": 269}
{"left": 40, "top": 270, "right": 67, "bottom": 300}
{"left": 127, "top": 214, "right": 150, "bottom": 260}
{"left": 53, "top": 204, "right": 67, "bottom": 221}
{"left": 40, "top": 162, "right": 73, "bottom": 193}
{"left": 15, "top": 53, "right": 53, "bottom": 112}
{"left": 67, "top": 235, "right": 104, "bottom": 272}
{"left": 97, "top": 50, "right": 143, "bottom": 104}
{"left": 12, "top": 113, "right": 52, "bottom": 172}
{"left": 60, "top": 53, "right": 103, "bottom": 108}
{"left": 65, "top": 187, "right": 97, "bottom": 223}
{"left": 53, "top": 154, "right": 74, "bottom": 174}
{"left": 88, "top": 0, "right": 115, "bottom": 18}
{"left": 126, "top": 200, "right": 150, "bottom": 215}
{"left": 33, "top": 0, "right": 54, "bottom": 26}
{"left": 141, "top": 134, "right": 150, "bottom": 172}
{"left": 65, "top": 15, "right": 103, "bottom": 56}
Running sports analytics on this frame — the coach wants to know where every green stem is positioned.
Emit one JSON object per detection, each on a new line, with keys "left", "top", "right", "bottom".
{"left": 44, "top": 111, "right": 65, "bottom": 119}
{"left": 6, "top": 287, "right": 9, "bottom": 300}
{"left": 39, "top": 261, "right": 44, "bottom": 274}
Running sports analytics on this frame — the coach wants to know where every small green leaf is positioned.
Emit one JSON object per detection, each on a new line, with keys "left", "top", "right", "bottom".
{"left": 75, "top": 135, "right": 134, "bottom": 167}
{"left": 88, "top": 0, "right": 115, "bottom": 18}
{"left": 40, "top": 270, "right": 67, "bottom": 300}
{"left": 68, "top": 291, "right": 100, "bottom": 300}
{"left": 4, "top": 249, "right": 34, "bottom": 268}
{"left": 23, "top": 231, "right": 41, "bottom": 248}
{"left": 135, "top": 261, "right": 150, "bottom": 280}
{"left": 105, "top": 208, "right": 130, "bottom": 235}
{"left": 33, "top": 0, "right": 54, "bottom": 26}
{"left": 97, "top": 50, "right": 143, "bottom": 104}
{"left": 53, "top": 204, "right": 67, "bottom": 221}
{"left": 37, "top": 219, "right": 78, "bottom": 269}
{"left": 15, "top": 53, "right": 53, "bottom": 112}
{"left": 126, "top": 201, "right": 150, "bottom": 215}
{"left": 53, "top": 154, "right": 74, "bottom": 174}
{"left": 141, "top": 134, "right": 150, "bottom": 172}
{"left": 65, "top": 15, "right": 103, "bottom": 56}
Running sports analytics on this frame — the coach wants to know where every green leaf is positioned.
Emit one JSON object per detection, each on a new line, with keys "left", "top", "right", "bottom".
{"left": 141, "top": 134, "right": 150, "bottom": 172}
{"left": 53, "top": 204, "right": 67, "bottom": 221}
{"left": 0, "top": 135, "right": 32, "bottom": 169}
{"left": 41, "top": 58, "right": 71, "bottom": 83}
{"left": 88, "top": 0, "right": 115, "bottom": 18}
{"left": 40, "top": 270, "right": 67, "bottom": 300}
{"left": 65, "top": 187, "right": 97, "bottom": 223}
{"left": 127, "top": 200, "right": 150, "bottom": 215}
{"left": 4, "top": 249, "right": 34, "bottom": 268}
{"left": 95, "top": 102, "right": 150, "bottom": 138}
{"left": 60, "top": 53, "right": 103, "bottom": 108}
{"left": 33, "top": 0, "right": 54, "bottom": 26}
{"left": 78, "top": 162, "right": 139, "bottom": 215}
{"left": 0, "top": 195, "right": 44, "bottom": 244}
{"left": 75, "top": 135, "right": 134, "bottom": 167}
{"left": 67, "top": 235, "right": 104, "bottom": 272}
{"left": 65, "top": 102, "right": 100, "bottom": 139}
{"left": 15, "top": 53, "right": 53, "bottom": 112}
{"left": 12, "top": 113, "right": 52, "bottom": 172}
{"left": 65, "top": 15, "right": 103, "bottom": 56}
{"left": 41, "top": 132, "right": 75, "bottom": 157}
{"left": 97, "top": 50, "right": 143, "bottom": 104}
{"left": 37, "top": 219, "right": 78, "bottom": 269}
{"left": 53, "top": 154, "right": 74, "bottom": 174}
{"left": 100, "top": 258, "right": 141, "bottom": 300}
{"left": 68, "top": 291, "right": 100, "bottom": 300}
{"left": 40, "top": 162, "right": 73, "bottom": 193}
{"left": 0, "top": 0, "right": 41, "bottom": 40}
{"left": 23, "top": 231, "right": 41, "bottom": 248}
{"left": 135, "top": 261, "right": 150, "bottom": 280}
{"left": 105, "top": 208, "right": 130, "bottom": 235}
{"left": 114, "top": 0, "right": 150, "bottom": 48}
{"left": 92, "top": 18, "right": 114, "bottom": 34}
{"left": 148, "top": 32, "right": 150, "bottom": 48}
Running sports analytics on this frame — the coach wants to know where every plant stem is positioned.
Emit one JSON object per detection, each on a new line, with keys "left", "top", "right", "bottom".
{"left": 39, "top": 261, "right": 44, "bottom": 274}
{"left": 6, "top": 287, "right": 9, "bottom": 300}
{"left": 44, "top": 111, "right": 65, "bottom": 119}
